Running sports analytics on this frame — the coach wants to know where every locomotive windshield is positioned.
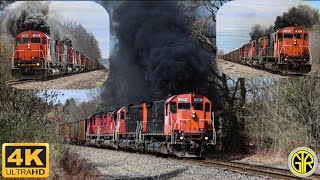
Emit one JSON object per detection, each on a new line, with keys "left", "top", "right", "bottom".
{"left": 284, "top": 34, "right": 293, "bottom": 39}
{"left": 31, "top": 38, "right": 41, "bottom": 43}
{"left": 192, "top": 103, "right": 203, "bottom": 110}
{"left": 294, "top": 34, "right": 302, "bottom": 39}
{"left": 22, "top": 38, "right": 29, "bottom": 43}
{"left": 178, "top": 103, "right": 190, "bottom": 110}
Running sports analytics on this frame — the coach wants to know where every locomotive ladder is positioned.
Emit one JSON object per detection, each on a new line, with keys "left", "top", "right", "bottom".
{"left": 135, "top": 121, "right": 142, "bottom": 144}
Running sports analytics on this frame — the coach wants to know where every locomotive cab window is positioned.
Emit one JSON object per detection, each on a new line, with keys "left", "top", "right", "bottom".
{"left": 205, "top": 103, "right": 210, "bottom": 112}
{"left": 31, "top": 38, "right": 40, "bottom": 43}
{"left": 120, "top": 112, "right": 125, "bottom": 119}
{"left": 178, "top": 103, "right": 190, "bottom": 110}
{"left": 284, "top": 34, "right": 293, "bottom": 39}
{"left": 113, "top": 114, "right": 117, "bottom": 120}
{"left": 170, "top": 102, "right": 177, "bottom": 113}
{"left": 192, "top": 103, "right": 203, "bottom": 110}
{"left": 277, "top": 33, "right": 283, "bottom": 41}
{"left": 304, "top": 33, "right": 308, "bottom": 40}
{"left": 22, "top": 38, "right": 29, "bottom": 43}
{"left": 165, "top": 104, "right": 168, "bottom": 115}
{"left": 16, "top": 38, "right": 21, "bottom": 46}
{"left": 294, "top": 34, "right": 302, "bottom": 39}
{"left": 42, "top": 37, "right": 47, "bottom": 44}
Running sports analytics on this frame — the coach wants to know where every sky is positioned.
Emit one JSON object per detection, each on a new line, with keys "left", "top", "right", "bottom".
{"left": 49, "top": 1, "right": 110, "bottom": 59}
{"left": 216, "top": 0, "right": 317, "bottom": 53}
{"left": 48, "top": 89, "right": 98, "bottom": 104}
{"left": 48, "top": 1, "right": 109, "bottom": 104}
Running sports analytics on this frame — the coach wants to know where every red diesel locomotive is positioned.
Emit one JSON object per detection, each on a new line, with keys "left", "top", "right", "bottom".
{"left": 12, "top": 30, "right": 103, "bottom": 79}
{"left": 222, "top": 26, "right": 311, "bottom": 74}
{"left": 61, "top": 93, "right": 216, "bottom": 158}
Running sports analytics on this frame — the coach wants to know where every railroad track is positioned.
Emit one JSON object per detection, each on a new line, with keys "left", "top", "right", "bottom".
{"left": 183, "top": 159, "right": 320, "bottom": 179}
{"left": 5, "top": 79, "right": 35, "bottom": 86}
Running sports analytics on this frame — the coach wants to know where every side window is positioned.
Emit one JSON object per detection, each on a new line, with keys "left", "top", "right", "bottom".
{"left": 120, "top": 112, "right": 125, "bottom": 119}
{"left": 16, "top": 38, "right": 21, "bottom": 46}
{"left": 205, "top": 103, "right": 210, "bottom": 112}
{"left": 42, "top": 37, "right": 47, "bottom": 45}
{"left": 278, "top": 33, "right": 283, "bottom": 41}
{"left": 113, "top": 114, "right": 117, "bottom": 121}
{"left": 165, "top": 104, "right": 168, "bottom": 116}
{"left": 170, "top": 102, "right": 177, "bottom": 113}
{"left": 304, "top": 33, "right": 308, "bottom": 40}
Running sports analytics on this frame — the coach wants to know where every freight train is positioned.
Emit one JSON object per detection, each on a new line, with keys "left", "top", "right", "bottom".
{"left": 60, "top": 93, "right": 216, "bottom": 158}
{"left": 12, "top": 30, "right": 104, "bottom": 79}
{"left": 222, "top": 26, "right": 311, "bottom": 75}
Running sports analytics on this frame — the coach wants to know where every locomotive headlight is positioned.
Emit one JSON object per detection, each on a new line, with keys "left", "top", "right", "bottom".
{"left": 36, "top": 63, "right": 40, "bottom": 66}
{"left": 28, "top": 44, "right": 30, "bottom": 46}
{"left": 285, "top": 58, "right": 288, "bottom": 61}
{"left": 205, "top": 137, "right": 209, "bottom": 140}
{"left": 180, "top": 136, "right": 184, "bottom": 140}
{"left": 192, "top": 112, "right": 196, "bottom": 118}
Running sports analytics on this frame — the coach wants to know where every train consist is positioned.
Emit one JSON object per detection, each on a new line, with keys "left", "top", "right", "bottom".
{"left": 222, "top": 26, "right": 311, "bottom": 75}
{"left": 60, "top": 93, "right": 216, "bottom": 158}
{"left": 12, "top": 30, "right": 104, "bottom": 79}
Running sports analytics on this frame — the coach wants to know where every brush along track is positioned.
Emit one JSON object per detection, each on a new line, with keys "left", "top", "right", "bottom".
{"left": 183, "top": 158, "right": 320, "bottom": 180}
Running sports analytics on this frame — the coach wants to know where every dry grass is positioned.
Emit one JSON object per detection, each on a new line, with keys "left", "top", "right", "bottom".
{"left": 50, "top": 147, "right": 101, "bottom": 180}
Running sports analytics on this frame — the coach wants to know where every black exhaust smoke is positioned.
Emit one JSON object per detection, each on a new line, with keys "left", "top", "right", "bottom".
{"left": 101, "top": 1, "right": 219, "bottom": 109}
{"left": 3, "top": 1, "right": 50, "bottom": 36}
{"left": 274, "top": 4, "right": 319, "bottom": 30}
{"left": 249, "top": 4, "right": 319, "bottom": 40}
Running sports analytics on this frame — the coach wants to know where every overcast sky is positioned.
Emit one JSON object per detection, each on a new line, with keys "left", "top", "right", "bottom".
{"left": 49, "top": 1, "right": 110, "bottom": 59}
{"left": 216, "top": 0, "right": 317, "bottom": 53}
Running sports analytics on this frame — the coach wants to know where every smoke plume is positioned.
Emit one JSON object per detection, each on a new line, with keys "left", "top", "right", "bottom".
{"left": 249, "top": 25, "right": 274, "bottom": 40}
{"left": 249, "top": 5, "right": 319, "bottom": 40}
{"left": 274, "top": 5, "right": 319, "bottom": 30}
{"left": 101, "top": 1, "right": 218, "bottom": 109}
{"left": 2, "top": 1, "right": 50, "bottom": 37}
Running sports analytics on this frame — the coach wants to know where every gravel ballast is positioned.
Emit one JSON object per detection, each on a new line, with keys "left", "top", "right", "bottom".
{"left": 11, "top": 70, "right": 108, "bottom": 89}
{"left": 217, "top": 59, "right": 282, "bottom": 78}
{"left": 71, "top": 146, "right": 270, "bottom": 180}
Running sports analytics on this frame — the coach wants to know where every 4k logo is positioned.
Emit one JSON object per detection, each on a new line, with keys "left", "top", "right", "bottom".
{"left": 288, "top": 147, "right": 318, "bottom": 177}
{"left": 2, "top": 143, "right": 49, "bottom": 178}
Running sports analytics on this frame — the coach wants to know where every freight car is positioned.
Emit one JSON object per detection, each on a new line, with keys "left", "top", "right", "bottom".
{"left": 12, "top": 30, "right": 104, "bottom": 79}
{"left": 61, "top": 93, "right": 216, "bottom": 158}
{"left": 222, "top": 26, "right": 311, "bottom": 75}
